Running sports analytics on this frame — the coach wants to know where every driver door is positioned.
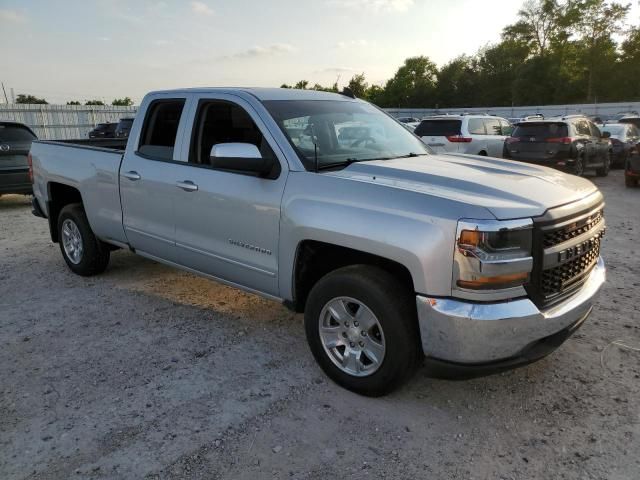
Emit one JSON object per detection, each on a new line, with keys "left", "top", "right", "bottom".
{"left": 171, "top": 94, "right": 288, "bottom": 297}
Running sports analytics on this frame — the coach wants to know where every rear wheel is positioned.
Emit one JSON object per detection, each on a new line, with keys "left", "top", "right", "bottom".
{"left": 304, "top": 265, "right": 421, "bottom": 396}
{"left": 57, "top": 204, "right": 110, "bottom": 276}
{"left": 596, "top": 152, "right": 611, "bottom": 177}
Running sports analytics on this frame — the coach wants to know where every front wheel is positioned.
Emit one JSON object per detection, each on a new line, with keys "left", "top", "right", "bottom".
{"left": 57, "top": 203, "right": 110, "bottom": 276}
{"left": 304, "top": 265, "right": 421, "bottom": 396}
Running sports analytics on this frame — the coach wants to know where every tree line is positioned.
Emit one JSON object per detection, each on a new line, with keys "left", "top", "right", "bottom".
{"left": 282, "top": 0, "right": 640, "bottom": 108}
{"left": 13, "top": 95, "right": 134, "bottom": 106}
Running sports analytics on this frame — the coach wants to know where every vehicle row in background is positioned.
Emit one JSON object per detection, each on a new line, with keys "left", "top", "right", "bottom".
{"left": 88, "top": 118, "right": 134, "bottom": 139}
{"left": 0, "top": 121, "right": 37, "bottom": 196}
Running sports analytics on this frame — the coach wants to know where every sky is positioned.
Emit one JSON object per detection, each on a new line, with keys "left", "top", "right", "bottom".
{"left": 0, "top": 0, "right": 638, "bottom": 104}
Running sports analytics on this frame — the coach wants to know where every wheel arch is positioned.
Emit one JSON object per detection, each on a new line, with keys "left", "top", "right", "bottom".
{"left": 47, "top": 182, "right": 84, "bottom": 243}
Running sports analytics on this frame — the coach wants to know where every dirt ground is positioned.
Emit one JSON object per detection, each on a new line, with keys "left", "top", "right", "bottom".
{"left": 1, "top": 169, "right": 639, "bottom": 480}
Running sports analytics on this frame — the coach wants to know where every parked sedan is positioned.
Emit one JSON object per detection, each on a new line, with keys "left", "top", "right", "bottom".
{"left": 599, "top": 123, "right": 640, "bottom": 168}
{"left": 88, "top": 122, "right": 117, "bottom": 139}
{"left": 115, "top": 118, "right": 134, "bottom": 138}
{"left": 0, "top": 122, "right": 37, "bottom": 196}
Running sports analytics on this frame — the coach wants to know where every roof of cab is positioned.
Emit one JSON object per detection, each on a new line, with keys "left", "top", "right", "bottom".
{"left": 146, "top": 87, "right": 358, "bottom": 102}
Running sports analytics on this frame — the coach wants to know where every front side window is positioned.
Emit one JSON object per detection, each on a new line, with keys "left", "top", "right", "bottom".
{"left": 138, "top": 99, "right": 185, "bottom": 160}
{"left": 189, "top": 100, "right": 277, "bottom": 168}
{"left": 500, "top": 119, "right": 513, "bottom": 136}
{"left": 264, "top": 100, "right": 430, "bottom": 170}
{"left": 467, "top": 118, "right": 485, "bottom": 135}
{"left": 589, "top": 122, "right": 602, "bottom": 138}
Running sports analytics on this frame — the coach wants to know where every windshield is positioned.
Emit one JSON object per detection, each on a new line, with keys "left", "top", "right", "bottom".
{"left": 263, "top": 100, "right": 430, "bottom": 170}
{"left": 0, "top": 124, "right": 36, "bottom": 142}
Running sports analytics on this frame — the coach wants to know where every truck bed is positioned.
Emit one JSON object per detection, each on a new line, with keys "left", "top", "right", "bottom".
{"left": 30, "top": 139, "right": 128, "bottom": 246}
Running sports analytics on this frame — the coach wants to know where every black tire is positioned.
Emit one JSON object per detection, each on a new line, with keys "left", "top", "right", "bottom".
{"left": 478, "top": 151, "right": 488, "bottom": 156}
{"left": 596, "top": 152, "right": 611, "bottom": 177}
{"left": 57, "top": 203, "right": 110, "bottom": 276}
{"left": 626, "top": 175, "right": 638, "bottom": 188}
{"left": 304, "top": 265, "right": 421, "bottom": 396}
{"left": 573, "top": 154, "right": 585, "bottom": 177}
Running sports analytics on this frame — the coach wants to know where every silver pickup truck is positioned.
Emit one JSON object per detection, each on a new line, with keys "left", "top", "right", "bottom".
{"left": 29, "top": 88, "right": 606, "bottom": 396}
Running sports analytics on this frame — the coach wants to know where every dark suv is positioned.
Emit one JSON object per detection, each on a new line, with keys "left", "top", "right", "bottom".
{"left": 504, "top": 116, "right": 611, "bottom": 177}
{"left": 88, "top": 122, "right": 117, "bottom": 139}
{"left": 0, "top": 122, "right": 37, "bottom": 196}
{"left": 115, "top": 118, "right": 134, "bottom": 138}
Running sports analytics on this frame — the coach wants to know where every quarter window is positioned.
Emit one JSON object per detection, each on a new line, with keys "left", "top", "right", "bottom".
{"left": 467, "top": 118, "right": 485, "bottom": 135}
{"left": 138, "top": 99, "right": 185, "bottom": 160}
{"left": 574, "top": 121, "right": 591, "bottom": 136}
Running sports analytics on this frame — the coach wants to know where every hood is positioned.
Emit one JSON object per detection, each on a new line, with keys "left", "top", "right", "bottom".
{"left": 324, "top": 154, "right": 599, "bottom": 219}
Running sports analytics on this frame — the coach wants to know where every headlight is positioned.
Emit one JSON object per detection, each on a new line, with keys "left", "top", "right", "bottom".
{"left": 453, "top": 219, "right": 533, "bottom": 301}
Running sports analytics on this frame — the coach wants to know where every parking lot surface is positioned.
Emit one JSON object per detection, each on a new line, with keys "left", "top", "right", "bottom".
{"left": 1, "top": 170, "right": 639, "bottom": 480}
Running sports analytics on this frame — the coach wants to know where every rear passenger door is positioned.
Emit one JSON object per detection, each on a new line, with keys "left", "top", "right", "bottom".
{"left": 120, "top": 96, "right": 191, "bottom": 262}
{"left": 171, "top": 94, "right": 288, "bottom": 297}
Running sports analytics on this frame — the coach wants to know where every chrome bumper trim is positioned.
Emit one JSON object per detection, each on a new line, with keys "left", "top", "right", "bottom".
{"left": 416, "top": 257, "right": 605, "bottom": 364}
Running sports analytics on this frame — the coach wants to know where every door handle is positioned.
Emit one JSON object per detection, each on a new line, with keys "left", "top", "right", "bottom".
{"left": 122, "top": 171, "right": 141, "bottom": 181}
{"left": 176, "top": 180, "right": 198, "bottom": 192}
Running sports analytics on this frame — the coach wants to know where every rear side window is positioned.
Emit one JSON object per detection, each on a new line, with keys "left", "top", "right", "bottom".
{"left": 414, "top": 120, "right": 461, "bottom": 137}
{"left": 138, "top": 99, "right": 185, "bottom": 160}
{"left": 467, "top": 118, "right": 485, "bottom": 135}
{"left": 512, "top": 123, "right": 568, "bottom": 139}
{"left": 0, "top": 124, "right": 36, "bottom": 142}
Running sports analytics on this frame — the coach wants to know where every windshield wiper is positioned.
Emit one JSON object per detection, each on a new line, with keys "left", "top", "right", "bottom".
{"left": 316, "top": 158, "right": 364, "bottom": 171}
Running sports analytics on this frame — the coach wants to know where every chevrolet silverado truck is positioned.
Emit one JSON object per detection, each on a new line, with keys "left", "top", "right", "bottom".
{"left": 29, "top": 88, "right": 606, "bottom": 396}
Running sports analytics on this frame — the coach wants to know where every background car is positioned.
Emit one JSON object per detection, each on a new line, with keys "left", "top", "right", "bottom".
{"left": 598, "top": 123, "right": 640, "bottom": 168}
{"left": 414, "top": 114, "right": 512, "bottom": 157}
{"left": 504, "top": 115, "right": 611, "bottom": 177}
{"left": 619, "top": 115, "right": 640, "bottom": 130}
{"left": 88, "top": 122, "right": 117, "bottom": 139}
{"left": 115, "top": 118, "right": 134, "bottom": 138}
{"left": 396, "top": 116, "right": 420, "bottom": 124}
{"left": 0, "top": 121, "right": 37, "bottom": 196}
{"left": 626, "top": 139, "right": 640, "bottom": 187}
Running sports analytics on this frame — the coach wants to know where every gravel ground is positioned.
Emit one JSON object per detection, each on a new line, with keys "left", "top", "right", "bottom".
{"left": 1, "top": 169, "right": 639, "bottom": 480}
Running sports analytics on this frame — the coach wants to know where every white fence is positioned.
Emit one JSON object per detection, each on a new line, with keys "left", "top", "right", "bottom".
{"left": 386, "top": 101, "right": 640, "bottom": 121}
{"left": 0, "top": 104, "right": 138, "bottom": 140}
{"left": 3, "top": 101, "right": 640, "bottom": 141}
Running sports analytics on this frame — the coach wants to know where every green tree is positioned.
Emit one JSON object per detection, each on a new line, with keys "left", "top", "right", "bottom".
{"left": 436, "top": 55, "right": 478, "bottom": 107}
{"left": 347, "top": 73, "right": 369, "bottom": 99}
{"left": 16, "top": 94, "right": 48, "bottom": 104}
{"left": 294, "top": 80, "right": 309, "bottom": 90}
{"left": 85, "top": 100, "right": 105, "bottom": 106}
{"left": 66, "top": 101, "right": 81, "bottom": 105}
{"left": 618, "top": 27, "right": 640, "bottom": 100}
{"left": 383, "top": 56, "right": 438, "bottom": 107}
{"left": 112, "top": 97, "right": 133, "bottom": 106}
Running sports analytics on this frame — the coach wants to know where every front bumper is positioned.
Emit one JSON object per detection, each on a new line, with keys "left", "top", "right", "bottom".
{"left": 416, "top": 256, "right": 605, "bottom": 368}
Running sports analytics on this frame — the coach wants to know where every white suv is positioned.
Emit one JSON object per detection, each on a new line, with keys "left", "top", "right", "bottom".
{"left": 414, "top": 115, "right": 512, "bottom": 158}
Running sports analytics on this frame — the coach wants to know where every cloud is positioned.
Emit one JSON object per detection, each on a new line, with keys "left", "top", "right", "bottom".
{"left": 0, "top": 9, "right": 26, "bottom": 23}
{"left": 190, "top": 1, "right": 214, "bottom": 16}
{"left": 336, "top": 39, "right": 370, "bottom": 49}
{"left": 328, "top": 0, "right": 414, "bottom": 12}
{"left": 224, "top": 43, "right": 296, "bottom": 60}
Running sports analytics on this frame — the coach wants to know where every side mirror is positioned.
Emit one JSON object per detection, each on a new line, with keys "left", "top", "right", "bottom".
{"left": 602, "top": 131, "right": 611, "bottom": 139}
{"left": 209, "top": 142, "right": 276, "bottom": 178}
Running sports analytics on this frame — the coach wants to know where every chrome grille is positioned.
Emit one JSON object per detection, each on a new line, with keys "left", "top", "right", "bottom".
{"left": 540, "top": 237, "right": 600, "bottom": 298}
